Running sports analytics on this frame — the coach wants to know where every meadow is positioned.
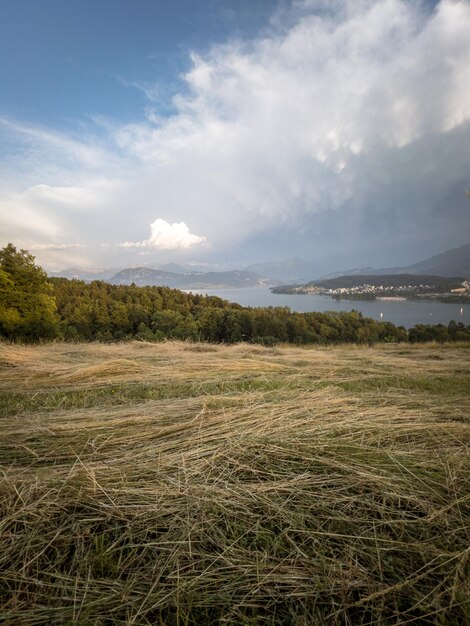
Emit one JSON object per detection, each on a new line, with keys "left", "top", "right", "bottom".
{"left": 0, "top": 340, "right": 469, "bottom": 624}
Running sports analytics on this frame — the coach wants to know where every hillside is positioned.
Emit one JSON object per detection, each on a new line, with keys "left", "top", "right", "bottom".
{"left": 1, "top": 341, "right": 469, "bottom": 624}
{"left": 407, "top": 243, "right": 470, "bottom": 277}
{"left": 322, "top": 243, "right": 470, "bottom": 280}
{"left": 272, "top": 273, "right": 469, "bottom": 300}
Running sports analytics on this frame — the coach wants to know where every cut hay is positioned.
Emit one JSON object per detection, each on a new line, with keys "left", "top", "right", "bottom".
{"left": 0, "top": 341, "right": 469, "bottom": 624}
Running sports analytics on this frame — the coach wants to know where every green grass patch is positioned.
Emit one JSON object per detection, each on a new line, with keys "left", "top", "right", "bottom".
{"left": 337, "top": 374, "right": 470, "bottom": 395}
{"left": 0, "top": 378, "right": 289, "bottom": 417}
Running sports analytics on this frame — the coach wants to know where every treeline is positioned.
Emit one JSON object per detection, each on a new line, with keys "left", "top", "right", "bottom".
{"left": 1, "top": 244, "right": 470, "bottom": 344}
{"left": 51, "top": 277, "right": 411, "bottom": 344}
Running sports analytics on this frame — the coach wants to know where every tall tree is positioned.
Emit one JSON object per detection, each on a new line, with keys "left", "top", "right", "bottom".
{"left": 0, "top": 243, "right": 58, "bottom": 340}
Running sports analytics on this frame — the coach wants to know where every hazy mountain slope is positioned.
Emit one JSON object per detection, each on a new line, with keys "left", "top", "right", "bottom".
{"left": 407, "top": 243, "right": 470, "bottom": 277}
{"left": 320, "top": 244, "right": 470, "bottom": 279}
{"left": 48, "top": 244, "right": 470, "bottom": 285}
{"left": 48, "top": 267, "right": 120, "bottom": 281}
{"left": 109, "top": 267, "right": 276, "bottom": 288}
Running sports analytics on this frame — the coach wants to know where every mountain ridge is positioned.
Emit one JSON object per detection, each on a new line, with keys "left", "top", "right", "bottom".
{"left": 321, "top": 244, "right": 470, "bottom": 280}
{"left": 47, "top": 243, "right": 470, "bottom": 285}
{"left": 109, "top": 267, "right": 277, "bottom": 289}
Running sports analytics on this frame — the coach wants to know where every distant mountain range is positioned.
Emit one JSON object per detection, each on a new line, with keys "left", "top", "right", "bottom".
{"left": 249, "top": 244, "right": 470, "bottom": 282}
{"left": 108, "top": 268, "right": 276, "bottom": 289}
{"left": 48, "top": 267, "right": 120, "bottom": 281}
{"left": 47, "top": 243, "right": 470, "bottom": 287}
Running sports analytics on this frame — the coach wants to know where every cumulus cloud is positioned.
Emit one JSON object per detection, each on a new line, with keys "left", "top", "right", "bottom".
{"left": 1, "top": 0, "right": 470, "bottom": 269}
{"left": 111, "top": 0, "right": 470, "bottom": 255}
{"left": 120, "top": 218, "right": 206, "bottom": 250}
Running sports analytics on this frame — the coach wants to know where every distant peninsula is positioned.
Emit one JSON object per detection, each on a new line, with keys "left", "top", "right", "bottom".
{"left": 271, "top": 274, "right": 470, "bottom": 303}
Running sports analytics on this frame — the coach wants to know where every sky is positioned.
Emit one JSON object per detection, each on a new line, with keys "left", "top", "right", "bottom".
{"left": 0, "top": 0, "right": 469, "bottom": 273}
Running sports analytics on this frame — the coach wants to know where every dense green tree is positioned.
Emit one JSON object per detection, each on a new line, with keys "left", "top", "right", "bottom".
{"left": 0, "top": 244, "right": 58, "bottom": 340}
{"left": 409, "top": 323, "right": 455, "bottom": 343}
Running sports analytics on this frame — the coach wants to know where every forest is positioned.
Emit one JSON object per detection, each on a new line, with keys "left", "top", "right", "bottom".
{"left": 1, "top": 243, "right": 470, "bottom": 344}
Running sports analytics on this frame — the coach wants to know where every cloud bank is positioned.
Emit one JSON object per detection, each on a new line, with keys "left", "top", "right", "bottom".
{"left": 1, "top": 0, "right": 470, "bottom": 269}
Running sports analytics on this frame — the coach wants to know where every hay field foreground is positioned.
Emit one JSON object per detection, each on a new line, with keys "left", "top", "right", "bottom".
{"left": 0, "top": 341, "right": 469, "bottom": 625}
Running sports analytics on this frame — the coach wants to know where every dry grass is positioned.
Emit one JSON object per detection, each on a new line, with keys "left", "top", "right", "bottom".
{"left": 0, "top": 340, "right": 469, "bottom": 624}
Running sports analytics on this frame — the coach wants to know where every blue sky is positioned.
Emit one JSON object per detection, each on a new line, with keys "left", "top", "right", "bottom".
{"left": 0, "top": 0, "right": 469, "bottom": 272}
{"left": 0, "top": 0, "right": 276, "bottom": 125}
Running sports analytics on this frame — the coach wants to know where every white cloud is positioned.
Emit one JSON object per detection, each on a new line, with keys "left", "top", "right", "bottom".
{"left": 23, "top": 181, "right": 121, "bottom": 209}
{"left": 30, "top": 243, "right": 88, "bottom": 251}
{"left": 0, "top": 178, "right": 127, "bottom": 271}
{"left": 111, "top": 0, "right": 470, "bottom": 242}
{"left": 0, "top": 116, "right": 115, "bottom": 171}
{"left": 120, "top": 218, "right": 206, "bottom": 250}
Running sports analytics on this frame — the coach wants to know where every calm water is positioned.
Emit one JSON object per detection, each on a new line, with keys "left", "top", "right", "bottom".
{"left": 189, "top": 287, "right": 468, "bottom": 328}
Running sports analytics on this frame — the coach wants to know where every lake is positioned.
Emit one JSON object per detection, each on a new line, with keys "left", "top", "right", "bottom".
{"left": 188, "top": 287, "right": 468, "bottom": 328}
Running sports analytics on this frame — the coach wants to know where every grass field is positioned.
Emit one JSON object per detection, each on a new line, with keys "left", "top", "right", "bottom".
{"left": 0, "top": 340, "right": 469, "bottom": 625}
